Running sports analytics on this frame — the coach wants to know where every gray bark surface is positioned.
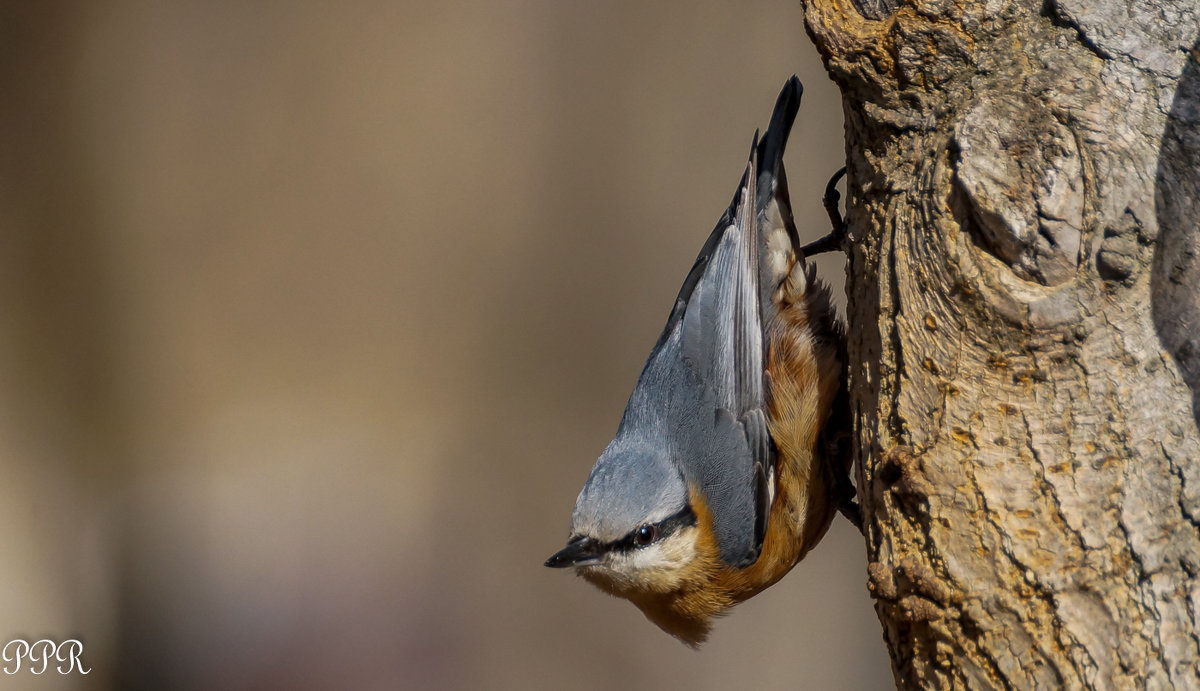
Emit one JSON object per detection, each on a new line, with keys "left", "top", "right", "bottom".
{"left": 802, "top": 0, "right": 1200, "bottom": 687}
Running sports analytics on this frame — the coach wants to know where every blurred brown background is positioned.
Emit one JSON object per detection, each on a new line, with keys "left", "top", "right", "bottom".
{"left": 0, "top": 2, "right": 890, "bottom": 689}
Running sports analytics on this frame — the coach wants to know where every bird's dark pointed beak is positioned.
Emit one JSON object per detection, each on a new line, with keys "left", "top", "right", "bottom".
{"left": 545, "top": 536, "right": 600, "bottom": 568}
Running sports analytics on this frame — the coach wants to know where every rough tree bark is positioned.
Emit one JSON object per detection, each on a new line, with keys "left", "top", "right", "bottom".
{"left": 801, "top": 0, "right": 1200, "bottom": 687}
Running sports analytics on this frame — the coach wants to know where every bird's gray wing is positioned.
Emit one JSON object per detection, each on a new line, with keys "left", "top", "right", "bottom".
{"left": 673, "top": 144, "right": 773, "bottom": 568}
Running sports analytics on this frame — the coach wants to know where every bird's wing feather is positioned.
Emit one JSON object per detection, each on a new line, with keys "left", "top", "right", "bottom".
{"left": 672, "top": 146, "right": 773, "bottom": 568}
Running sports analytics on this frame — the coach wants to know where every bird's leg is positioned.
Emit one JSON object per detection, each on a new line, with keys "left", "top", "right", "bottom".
{"left": 834, "top": 452, "right": 863, "bottom": 534}
{"left": 824, "top": 429, "right": 863, "bottom": 534}
{"left": 799, "top": 167, "right": 847, "bottom": 258}
{"left": 819, "top": 382, "right": 863, "bottom": 534}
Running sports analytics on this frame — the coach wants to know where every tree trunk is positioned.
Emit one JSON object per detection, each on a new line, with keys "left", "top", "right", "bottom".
{"left": 802, "top": 0, "right": 1200, "bottom": 687}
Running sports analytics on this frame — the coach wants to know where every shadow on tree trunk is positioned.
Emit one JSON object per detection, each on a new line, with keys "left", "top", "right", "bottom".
{"left": 1153, "top": 36, "right": 1200, "bottom": 431}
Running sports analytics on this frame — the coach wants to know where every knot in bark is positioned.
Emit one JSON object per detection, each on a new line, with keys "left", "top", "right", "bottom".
{"left": 952, "top": 93, "right": 1085, "bottom": 286}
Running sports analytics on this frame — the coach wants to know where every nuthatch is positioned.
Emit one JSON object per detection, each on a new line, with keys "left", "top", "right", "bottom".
{"left": 545, "top": 77, "right": 851, "bottom": 646}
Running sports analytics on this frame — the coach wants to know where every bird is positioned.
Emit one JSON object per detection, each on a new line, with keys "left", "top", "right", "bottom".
{"left": 545, "top": 76, "right": 852, "bottom": 646}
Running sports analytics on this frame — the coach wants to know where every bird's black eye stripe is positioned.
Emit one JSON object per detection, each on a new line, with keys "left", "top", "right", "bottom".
{"left": 612, "top": 505, "right": 697, "bottom": 552}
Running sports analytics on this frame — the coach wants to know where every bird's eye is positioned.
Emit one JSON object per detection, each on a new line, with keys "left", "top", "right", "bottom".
{"left": 634, "top": 525, "right": 656, "bottom": 546}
